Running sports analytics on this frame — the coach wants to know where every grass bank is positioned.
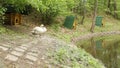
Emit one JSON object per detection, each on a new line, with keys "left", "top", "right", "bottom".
{"left": 47, "top": 15, "right": 120, "bottom": 43}
{"left": 48, "top": 45, "right": 105, "bottom": 68}
{"left": 0, "top": 25, "right": 29, "bottom": 41}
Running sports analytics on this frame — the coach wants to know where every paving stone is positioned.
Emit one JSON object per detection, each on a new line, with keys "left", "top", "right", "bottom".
{"left": 25, "top": 55, "right": 37, "bottom": 62}
{"left": 26, "top": 60, "right": 34, "bottom": 64}
{"left": 41, "top": 56, "right": 45, "bottom": 60}
{"left": 1, "top": 44, "right": 10, "bottom": 48}
{"left": 19, "top": 46, "right": 28, "bottom": 50}
{"left": 0, "top": 46, "right": 8, "bottom": 51}
{"left": 27, "top": 52, "right": 38, "bottom": 57}
{"left": 11, "top": 51, "right": 23, "bottom": 56}
{"left": 5, "top": 54, "right": 18, "bottom": 61}
{"left": 30, "top": 50, "right": 38, "bottom": 53}
{"left": 21, "top": 44, "right": 30, "bottom": 48}
{"left": 14, "top": 48, "right": 25, "bottom": 52}
{"left": 30, "top": 41, "right": 38, "bottom": 44}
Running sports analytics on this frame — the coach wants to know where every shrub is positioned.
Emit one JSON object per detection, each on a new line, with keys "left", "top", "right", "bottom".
{"left": 0, "top": 6, "right": 6, "bottom": 24}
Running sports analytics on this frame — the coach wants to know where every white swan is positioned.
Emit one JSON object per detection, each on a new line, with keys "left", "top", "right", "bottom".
{"left": 31, "top": 24, "right": 47, "bottom": 35}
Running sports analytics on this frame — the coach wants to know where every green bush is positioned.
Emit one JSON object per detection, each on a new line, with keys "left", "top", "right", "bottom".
{"left": 28, "top": 0, "right": 75, "bottom": 24}
{"left": 0, "top": 6, "right": 6, "bottom": 24}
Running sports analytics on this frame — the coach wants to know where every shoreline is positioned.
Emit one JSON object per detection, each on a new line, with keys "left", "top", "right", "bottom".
{"left": 72, "top": 30, "right": 120, "bottom": 43}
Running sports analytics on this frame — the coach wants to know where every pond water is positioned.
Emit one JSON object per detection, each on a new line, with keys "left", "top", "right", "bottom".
{"left": 77, "top": 35, "right": 120, "bottom": 68}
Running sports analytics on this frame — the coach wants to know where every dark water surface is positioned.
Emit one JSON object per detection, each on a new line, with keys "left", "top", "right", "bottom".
{"left": 77, "top": 36, "right": 120, "bottom": 68}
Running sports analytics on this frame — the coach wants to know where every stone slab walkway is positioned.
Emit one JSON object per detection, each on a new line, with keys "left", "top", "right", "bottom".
{"left": 0, "top": 35, "right": 65, "bottom": 68}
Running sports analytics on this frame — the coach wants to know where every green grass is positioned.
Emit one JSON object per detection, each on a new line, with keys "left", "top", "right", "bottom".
{"left": 0, "top": 25, "right": 29, "bottom": 40}
{"left": 47, "top": 21, "right": 106, "bottom": 68}
{"left": 0, "top": 25, "right": 8, "bottom": 34}
{"left": 48, "top": 45, "right": 105, "bottom": 68}
{"left": 48, "top": 15, "right": 120, "bottom": 43}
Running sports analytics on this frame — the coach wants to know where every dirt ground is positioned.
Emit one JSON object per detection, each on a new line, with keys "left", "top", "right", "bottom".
{"left": 0, "top": 14, "right": 63, "bottom": 68}
{"left": 0, "top": 16, "right": 76, "bottom": 68}
{"left": 0, "top": 31, "right": 76, "bottom": 68}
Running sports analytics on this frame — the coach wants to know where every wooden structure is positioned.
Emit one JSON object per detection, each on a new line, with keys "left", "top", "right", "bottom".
{"left": 4, "top": 13, "right": 21, "bottom": 25}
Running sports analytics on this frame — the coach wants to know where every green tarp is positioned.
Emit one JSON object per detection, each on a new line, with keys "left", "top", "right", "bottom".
{"left": 63, "top": 15, "right": 75, "bottom": 29}
{"left": 95, "top": 16, "right": 103, "bottom": 27}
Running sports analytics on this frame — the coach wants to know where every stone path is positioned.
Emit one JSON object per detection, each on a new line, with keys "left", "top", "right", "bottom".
{"left": 0, "top": 34, "right": 77, "bottom": 68}
{"left": 0, "top": 35, "right": 57, "bottom": 68}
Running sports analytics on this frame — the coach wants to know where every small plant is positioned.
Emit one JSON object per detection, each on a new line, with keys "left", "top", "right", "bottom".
{"left": 0, "top": 6, "right": 6, "bottom": 24}
{"left": 0, "top": 26, "right": 6, "bottom": 34}
{"left": 48, "top": 45, "right": 105, "bottom": 68}
{"left": 50, "top": 23, "right": 61, "bottom": 32}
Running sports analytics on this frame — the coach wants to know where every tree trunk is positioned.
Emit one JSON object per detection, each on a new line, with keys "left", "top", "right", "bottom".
{"left": 107, "top": 0, "right": 111, "bottom": 14}
{"left": 81, "top": 15, "right": 85, "bottom": 24}
{"left": 90, "top": 0, "right": 98, "bottom": 33}
{"left": 81, "top": 0, "right": 86, "bottom": 24}
{"left": 108, "top": 0, "right": 111, "bottom": 8}
{"left": 113, "top": 0, "right": 118, "bottom": 18}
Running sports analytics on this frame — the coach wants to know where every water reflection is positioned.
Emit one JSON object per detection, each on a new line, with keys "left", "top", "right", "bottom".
{"left": 79, "top": 38, "right": 120, "bottom": 68}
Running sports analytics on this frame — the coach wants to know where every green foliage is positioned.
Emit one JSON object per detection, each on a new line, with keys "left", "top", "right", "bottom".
{"left": 0, "top": 0, "right": 76, "bottom": 24}
{"left": 73, "top": 0, "right": 120, "bottom": 19}
{"left": 104, "top": 0, "right": 120, "bottom": 19}
{"left": 48, "top": 45, "right": 105, "bottom": 68}
{"left": 73, "top": 0, "right": 88, "bottom": 14}
{"left": 0, "top": 26, "right": 6, "bottom": 33}
{"left": 50, "top": 23, "right": 61, "bottom": 32}
{"left": 116, "top": 0, "right": 120, "bottom": 18}
{"left": 1, "top": 0, "right": 120, "bottom": 24}
{"left": 3, "top": 0, "right": 28, "bottom": 12}
{"left": 28, "top": 0, "right": 76, "bottom": 24}
{"left": 97, "top": 1, "right": 107, "bottom": 13}
{"left": 0, "top": 6, "right": 6, "bottom": 24}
